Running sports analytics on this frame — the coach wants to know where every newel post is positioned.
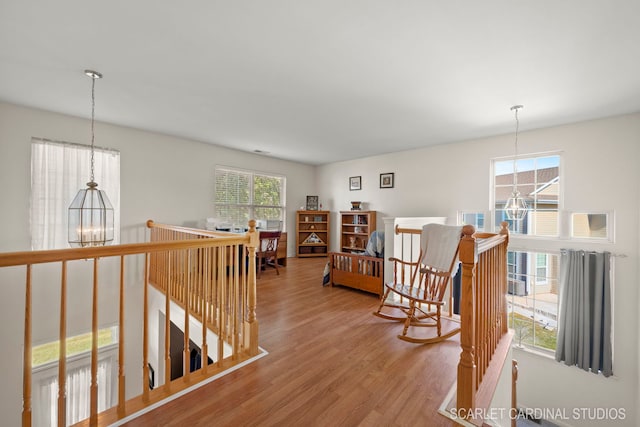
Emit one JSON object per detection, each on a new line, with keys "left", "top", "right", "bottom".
{"left": 245, "top": 220, "right": 260, "bottom": 356}
{"left": 457, "top": 224, "right": 477, "bottom": 418}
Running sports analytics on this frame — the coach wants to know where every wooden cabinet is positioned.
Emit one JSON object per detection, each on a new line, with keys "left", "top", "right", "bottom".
{"left": 296, "top": 210, "right": 330, "bottom": 257}
{"left": 340, "top": 211, "right": 376, "bottom": 253}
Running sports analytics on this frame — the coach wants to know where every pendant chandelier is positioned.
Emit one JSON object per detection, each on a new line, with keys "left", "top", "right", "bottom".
{"left": 503, "top": 105, "right": 528, "bottom": 221}
{"left": 68, "top": 70, "right": 114, "bottom": 247}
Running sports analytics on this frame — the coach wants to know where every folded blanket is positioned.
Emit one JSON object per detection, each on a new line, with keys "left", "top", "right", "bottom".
{"left": 322, "top": 261, "right": 330, "bottom": 286}
{"left": 364, "top": 230, "right": 385, "bottom": 258}
{"left": 421, "top": 224, "right": 462, "bottom": 272}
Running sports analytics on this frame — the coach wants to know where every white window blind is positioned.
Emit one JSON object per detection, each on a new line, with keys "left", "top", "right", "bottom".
{"left": 30, "top": 138, "right": 120, "bottom": 250}
{"left": 214, "top": 166, "right": 285, "bottom": 229}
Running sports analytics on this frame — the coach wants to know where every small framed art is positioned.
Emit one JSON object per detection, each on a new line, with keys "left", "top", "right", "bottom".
{"left": 349, "top": 176, "right": 362, "bottom": 191}
{"left": 380, "top": 172, "right": 394, "bottom": 189}
{"left": 306, "top": 195, "right": 319, "bottom": 210}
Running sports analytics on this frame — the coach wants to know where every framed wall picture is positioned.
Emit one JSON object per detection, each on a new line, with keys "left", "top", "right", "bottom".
{"left": 380, "top": 172, "right": 394, "bottom": 189}
{"left": 349, "top": 176, "right": 362, "bottom": 191}
{"left": 306, "top": 195, "right": 319, "bottom": 210}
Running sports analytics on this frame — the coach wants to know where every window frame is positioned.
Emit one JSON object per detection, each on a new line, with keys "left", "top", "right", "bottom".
{"left": 568, "top": 211, "right": 615, "bottom": 243}
{"left": 30, "top": 137, "right": 120, "bottom": 250}
{"left": 31, "top": 326, "right": 119, "bottom": 426}
{"left": 534, "top": 253, "right": 549, "bottom": 285}
{"left": 491, "top": 152, "right": 564, "bottom": 354}
{"left": 457, "top": 211, "right": 486, "bottom": 232}
{"left": 214, "top": 166, "right": 286, "bottom": 230}
{"left": 506, "top": 249, "right": 559, "bottom": 353}
{"left": 491, "top": 151, "right": 563, "bottom": 238}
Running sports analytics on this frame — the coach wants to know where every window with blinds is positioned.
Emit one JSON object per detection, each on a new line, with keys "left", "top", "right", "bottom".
{"left": 214, "top": 166, "right": 286, "bottom": 229}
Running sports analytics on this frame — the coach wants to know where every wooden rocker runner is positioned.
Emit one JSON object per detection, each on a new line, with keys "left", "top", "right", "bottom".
{"left": 373, "top": 223, "right": 463, "bottom": 344}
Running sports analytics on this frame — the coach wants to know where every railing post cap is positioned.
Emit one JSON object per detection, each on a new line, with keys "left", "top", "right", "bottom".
{"left": 462, "top": 224, "right": 475, "bottom": 237}
{"left": 146, "top": 220, "right": 154, "bottom": 228}
{"left": 500, "top": 221, "right": 509, "bottom": 235}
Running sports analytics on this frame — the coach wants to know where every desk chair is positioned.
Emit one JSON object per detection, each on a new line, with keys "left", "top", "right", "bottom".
{"left": 257, "top": 231, "right": 282, "bottom": 278}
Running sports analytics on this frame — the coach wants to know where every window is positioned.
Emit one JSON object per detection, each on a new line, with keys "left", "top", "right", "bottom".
{"left": 507, "top": 250, "right": 559, "bottom": 351}
{"left": 493, "top": 153, "right": 562, "bottom": 352}
{"left": 458, "top": 212, "right": 485, "bottom": 232}
{"left": 535, "top": 253, "right": 548, "bottom": 284}
{"left": 492, "top": 153, "right": 615, "bottom": 357}
{"left": 32, "top": 327, "right": 118, "bottom": 426}
{"left": 493, "top": 154, "right": 560, "bottom": 236}
{"left": 571, "top": 212, "right": 612, "bottom": 240}
{"left": 30, "top": 138, "right": 120, "bottom": 250}
{"left": 214, "top": 166, "right": 286, "bottom": 229}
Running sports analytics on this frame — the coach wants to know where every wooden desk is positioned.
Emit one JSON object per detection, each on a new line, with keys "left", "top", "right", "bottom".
{"left": 214, "top": 229, "right": 287, "bottom": 268}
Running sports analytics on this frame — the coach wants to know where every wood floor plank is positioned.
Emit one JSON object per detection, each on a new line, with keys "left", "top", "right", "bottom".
{"left": 123, "top": 257, "right": 458, "bottom": 426}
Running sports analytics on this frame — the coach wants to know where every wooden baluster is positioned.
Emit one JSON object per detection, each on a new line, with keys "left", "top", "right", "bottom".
{"left": 245, "top": 220, "right": 259, "bottom": 356}
{"left": 197, "top": 244, "right": 203, "bottom": 318}
{"left": 478, "top": 251, "right": 485, "bottom": 380}
{"left": 232, "top": 244, "right": 239, "bottom": 359}
{"left": 164, "top": 251, "right": 173, "bottom": 392}
{"left": 217, "top": 245, "right": 225, "bottom": 365}
{"left": 209, "top": 247, "right": 215, "bottom": 332}
{"left": 164, "top": 252, "right": 172, "bottom": 390}
{"left": 142, "top": 253, "right": 150, "bottom": 401}
{"left": 201, "top": 246, "right": 209, "bottom": 375}
{"left": 58, "top": 261, "right": 67, "bottom": 427}
{"left": 493, "top": 246, "right": 499, "bottom": 352}
{"left": 23, "top": 265, "right": 32, "bottom": 427}
{"left": 236, "top": 243, "right": 242, "bottom": 355}
{"left": 500, "top": 222, "right": 510, "bottom": 338}
{"left": 183, "top": 249, "right": 191, "bottom": 382}
{"left": 457, "top": 225, "right": 477, "bottom": 418}
{"left": 512, "top": 359, "right": 519, "bottom": 427}
{"left": 172, "top": 245, "right": 177, "bottom": 301}
{"left": 90, "top": 259, "right": 99, "bottom": 426}
{"left": 118, "top": 256, "right": 126, "bottom": 415}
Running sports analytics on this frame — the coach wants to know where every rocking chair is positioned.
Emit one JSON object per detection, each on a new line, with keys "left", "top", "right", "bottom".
{"left": 373, "top": 223, "right": 462, "bottom": 344}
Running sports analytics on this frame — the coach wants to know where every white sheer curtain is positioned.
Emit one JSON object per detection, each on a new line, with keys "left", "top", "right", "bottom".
{"left": 30, "top": 138, "right": 120, "bottom": 250}
{"left": 33, "top": 352, "right": 116, "bottom": 426}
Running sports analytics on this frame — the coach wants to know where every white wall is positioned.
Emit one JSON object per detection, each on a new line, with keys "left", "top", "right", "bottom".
{"left": 0, "top": 101, "right": 316, "bottom": 425}
{"left": 318, "top": 113, "right": 640, "bottom": 426}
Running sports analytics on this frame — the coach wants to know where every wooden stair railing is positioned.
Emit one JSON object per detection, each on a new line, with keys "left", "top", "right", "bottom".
{"left": 456, "top": 222, "right": 510, "bottom": 423}
{"left": 0, "top": 220, "right": 259, "bottom": 427}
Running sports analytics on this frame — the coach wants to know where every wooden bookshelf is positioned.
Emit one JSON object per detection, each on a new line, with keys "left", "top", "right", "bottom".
{"left": 296, "top": 210, "right": 330, "bottom": 257}
{"left": 340, "top": 210, "right": 376, "bottom": 253}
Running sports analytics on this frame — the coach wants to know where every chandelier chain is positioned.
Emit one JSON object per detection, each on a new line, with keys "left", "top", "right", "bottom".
{"left": 509, "top": 105, "right": 523, "bottom": 192}
{"left": 513, "top": 107, "right": 519, "bottom": 190}
{"left": 90, "top": 75, "right": 96, "bottom": 183}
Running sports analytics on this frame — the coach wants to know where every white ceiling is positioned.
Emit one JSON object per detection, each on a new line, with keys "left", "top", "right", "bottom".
{"left": 1, "top": 1, "right": 639, "bottom": 165}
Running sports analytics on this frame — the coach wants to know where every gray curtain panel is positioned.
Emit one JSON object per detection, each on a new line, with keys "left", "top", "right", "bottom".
{"left": 555, "top": 250, "right": 612, "bottom": 377}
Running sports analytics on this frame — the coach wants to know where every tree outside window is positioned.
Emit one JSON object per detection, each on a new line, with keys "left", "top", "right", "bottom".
{"left": 215, "top": 167, "right": 286, "bottom": 229}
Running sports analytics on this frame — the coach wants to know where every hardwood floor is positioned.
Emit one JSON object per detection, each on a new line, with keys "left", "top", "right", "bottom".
{"left": 123, "top": 257, "right": 459, "bottom": 427}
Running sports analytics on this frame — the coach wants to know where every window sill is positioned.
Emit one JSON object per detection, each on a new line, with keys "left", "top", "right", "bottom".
{"left": 512, "top": 345, "right": 620, "bottom": 380}
{"left": 512, "top": 343, "right": 555, "bottom": 360}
